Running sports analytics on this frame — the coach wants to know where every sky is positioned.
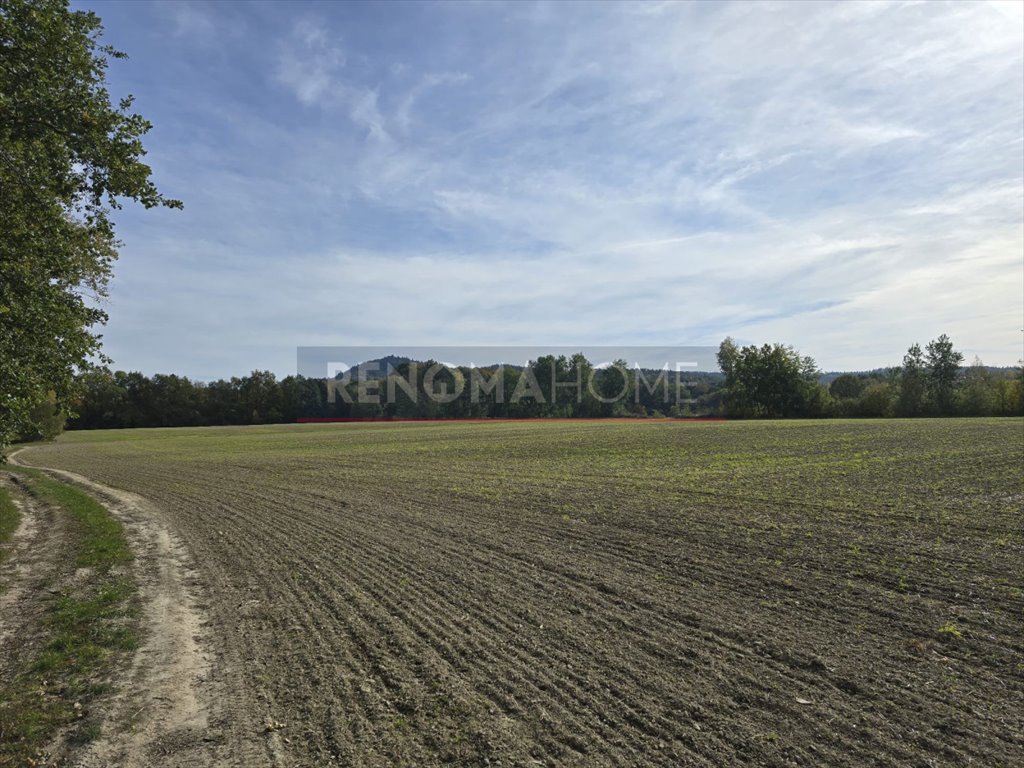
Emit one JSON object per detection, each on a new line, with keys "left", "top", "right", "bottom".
{"left": 78, "top": 0, "right": 1024, "bottom": 379}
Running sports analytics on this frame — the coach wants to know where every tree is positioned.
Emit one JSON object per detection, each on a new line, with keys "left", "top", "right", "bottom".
{"left": 1013, "top": 363, "right": 1024, "bottom": 416}
{"left": 716, "top": 339, "right": 826, "bottom": 418}
{"left": 925, "top": 334, "right": 963, "bottom": 416}
{"left": 240, "top": 370, "right": 281, "bottom": 424}
{"left": 72, "top": 367, "right": 125, "bottom": 428}
{"left": 896, "top": 343, "right": 927, "bottom": 417}
{"left": 716, "top": 337, "right": 740, "bottom": 380}
{"left": 595, "top": 359, "right": 633, "bottom": 416}
{"left": 959, "top": 356, "right": 994, "bottom": 416}
{"left": 113, "top": 370, "right": 154, "bottom": 427}
{"left": 16, "top": 390, "right": 64, "bottom": 440}
{"left": 829, "top": 373, "right": 867, "bottom": 401}
{"left": 569, "top": 353, "right": 601, "bottom": 417}
{"left": 855, "top": 382, "right": 893, "bottom": 418}
{"left": 0, "top": 0, "right": 180, "bottom": 456}
{"left": 149, "top": 373, "right": 201, "bottom": 427}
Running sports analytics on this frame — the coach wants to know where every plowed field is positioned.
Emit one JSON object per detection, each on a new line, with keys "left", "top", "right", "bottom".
{"left": 17, "top": 419, "right": 1024, "bottom": 766}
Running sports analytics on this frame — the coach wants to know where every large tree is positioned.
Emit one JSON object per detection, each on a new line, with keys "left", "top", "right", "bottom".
{"left": 0, "top": 0, "right": 179, "bottom": 456}
{"left": 925, "top": 333, "right": 963, "bottom": 416}
{"left": 717, "top": 338, "right": 826, "bottom": 418}
{"left": 896, "top": 343, "right": 927, "bottom": 417}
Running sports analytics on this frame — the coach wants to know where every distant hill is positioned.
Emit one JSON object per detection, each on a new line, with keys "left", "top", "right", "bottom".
{"left": 334, "top": 355, "right": 412, "bottom": 380}
{"left": 336, "top": 358, "right": 726, "bottom": 382}
{"left": 337, "top": 359, "right": 1016, "bottom": 385}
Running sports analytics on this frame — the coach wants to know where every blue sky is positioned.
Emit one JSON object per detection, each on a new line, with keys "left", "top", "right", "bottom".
{"left": 80, "top": 0, "right": 1023, "bottom": 379}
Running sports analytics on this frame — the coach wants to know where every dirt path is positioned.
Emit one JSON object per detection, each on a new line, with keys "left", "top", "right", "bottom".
{"left": 6, "top": 458, "right": 272, "bottom": 767}
{"left": 0, "top": 473, "right": 69, "bottom": 683}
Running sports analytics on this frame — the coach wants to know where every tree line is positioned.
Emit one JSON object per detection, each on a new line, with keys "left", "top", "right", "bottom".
{"left": 717, "top": 334, "right": 1022, "bottom": 419}
{"left": 13, "top": 335, "right": 1013, "bottom": 437}
{"left": 63, "top": 360, "right": 725, "bottom": 431}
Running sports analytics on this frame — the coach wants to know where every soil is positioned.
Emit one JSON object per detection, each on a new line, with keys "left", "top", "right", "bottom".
{"left": 35, "top": 468, "right": 255, "bottom": 768}
{"left": 8, "top": 420, "right": 1024, "bottom": 767}
{"left": 3, "top": 461, "right": 270, "bottom": 767}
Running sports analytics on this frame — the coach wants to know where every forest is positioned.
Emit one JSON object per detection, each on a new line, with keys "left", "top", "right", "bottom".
{"left": 14, "top": 335, "right": 1019, "bottom": 439}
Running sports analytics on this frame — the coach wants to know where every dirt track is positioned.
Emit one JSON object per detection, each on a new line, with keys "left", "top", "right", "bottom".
{"left": 32, "top": 467, "right": 255, "bottom": 768}
{"left": 15, "top": 420, "right": 1024, "bottom": 766}
{"left": 0, "top": 474, "right": 67, "bottom": 684}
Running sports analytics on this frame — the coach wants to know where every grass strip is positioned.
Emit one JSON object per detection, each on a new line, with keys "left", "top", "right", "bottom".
{"left": 24, "top": 470, "right": 132, "bottom": 570}
{"left": 0, "top": 467, "right": 137, "bottom": 766}
{"left": 0, "top": 487, "right": 18, "bottom": 567}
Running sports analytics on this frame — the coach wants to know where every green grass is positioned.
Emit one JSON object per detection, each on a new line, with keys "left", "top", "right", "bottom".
{"left": 0, "top": 487, "right": 19, "bottom": 567}
{"left": 22, "top": 469, "right": 132, "bottom": 569}
{"left": 0, "top": 468, "right": 136, "bottom": 767}
{"left": 937, "top": 621, "right": 963, "bottom": 639}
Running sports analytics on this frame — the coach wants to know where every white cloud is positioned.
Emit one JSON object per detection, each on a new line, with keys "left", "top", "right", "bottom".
{"left": 101, "top": 1, "right": 1024, "bottom": 376}
{"left": 275, "top": 19, "right": 347, "bottom": 107}
{"left": 159, "top": 2, "right": 217, "bottom": 40}
{"left": 396, "top": 72, "right": 471, "bottom": 132}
